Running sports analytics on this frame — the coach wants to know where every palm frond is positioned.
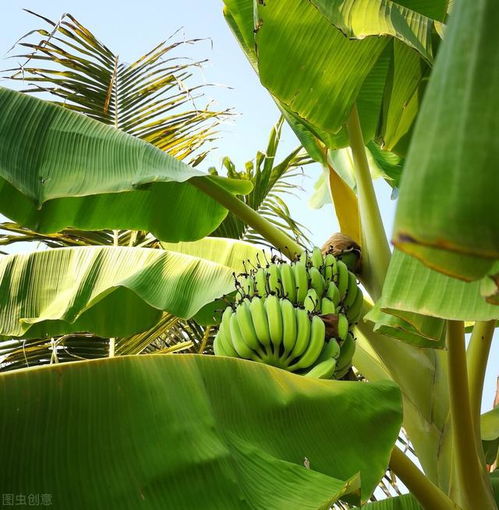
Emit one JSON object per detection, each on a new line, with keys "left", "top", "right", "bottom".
{"left": 212, "top": 116, "right": 313, "bottom": 249}
{"left": 4, "top": 10, "right": 230, "bottom": 164}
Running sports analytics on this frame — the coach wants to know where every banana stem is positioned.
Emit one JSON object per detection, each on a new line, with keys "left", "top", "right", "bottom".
{"left": 447, "top": 321, "right": 496, "bottom": 509}
{"left": 345, "top": 105, "right": 391, "bottom": 299}
{"left": 192, "top": 177, "right": 303, "bottom": 259}
{"left": 389, "top": 447, "right": 461, "bottom": 510}
{"left": 467, "top": 321, "right": 495, "bottom": 440}
{"left": 198, "top": 325, "right": 212, "bottom": 354}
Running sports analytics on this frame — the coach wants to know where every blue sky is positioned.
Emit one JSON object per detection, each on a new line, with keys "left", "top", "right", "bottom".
{"left": 1, "top": 1, "right": 497, "bottom": 409}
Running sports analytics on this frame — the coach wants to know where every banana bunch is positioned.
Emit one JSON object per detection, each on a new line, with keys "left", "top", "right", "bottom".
{"left": 214, "top": 247, "right": 362, "bottom": 380}
{"left": 214, "top": 295, "right": 337, "bottom": 377}
{"left": 236, "top": 247, "right": 363, "bottom": 326}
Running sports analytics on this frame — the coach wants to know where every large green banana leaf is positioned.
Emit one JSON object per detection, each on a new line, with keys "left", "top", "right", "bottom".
{"left": 0, "top": 246, "right": 245, "bottom": 339}
{"left": 0, "top": 355, "right": 402, "bottom": 508}
{"left": 393, "top": 0, "right": 499, "bottom": 283}
{"left": 223, "top": 0, "right": 441, "bottom": 153}
{"left": 0, "top": 87, "right": 251, "bottom": 242}
{"left": 372, "top": 251, "right": 497, "bottom": 340}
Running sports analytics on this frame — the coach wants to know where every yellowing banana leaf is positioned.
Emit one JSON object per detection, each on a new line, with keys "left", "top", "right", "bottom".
{"left": 376, "top": 250, "right": 498, "bottom": 325}
{"left": 393, "top": 0, "right": 499, "bottom": 280}
{"left": 0, "top": 355, "right": 403, "bottom": 508}
{"left": 0, "top": 246, "right": 240, "bottom": 339}
{"left": 0, "top": 87, "right": 251, "bottom": 242}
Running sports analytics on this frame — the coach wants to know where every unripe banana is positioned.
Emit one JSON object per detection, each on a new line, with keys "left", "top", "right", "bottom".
{"left": 334, "top": 332, "right": 356, "bottom": 378}
{"left": 254, "top": 267, "right": 269, "bottom": 297}
{"left": 213, "top": 323, "right": 237, "bottom": 357}
{"left": 304, "top": 357, "right": 337, "bottom": 379}
{"left": 238, "top": 274, "right": 255, "bottom": 299}
{"left": 287, "top": 307, "right": 311, "bottom": 361}
{"left": 280, "top": 263, "right": 297, "bottom": 302}
{"left": 336, "top": 261, "right": 349, "bottom": 300}
{"left": 293, "top": 259, "right": 309, "bottom": 303}
{"left": 280, "top": 298, "right": 297, "bottom": 355}
{"left": 311, "top": 246, "right": 323, "bottom": 269}
{"left": 304, "top": 288, "right": 319, "bottom": 313}
{"left": 289, "top": 315, "right": 325, "bottom": 370}
{"left": 323, "top": 253, "right": 337, "bottom": 283}
{"left": 346, "top": 288, "right": 363, "bottom": 324}
{"left": 249, "top": 297, "right": 272, "bottom": 350}
{"left": 309, "top": 266, "right": 326, "bottom": 298}
{"left": 316, "top": 338, "right": 341, "bottom": 364}
{"left": 229, "top": 313, "right": 256, "bottom": 359}
{"left": 268, "top": 264, "right": 282, "bottom": 296}
{"left": 343, "top": 272, "right": 359, "bottom": 308}
{"left": 326, "top": 282, "right": 340, "bottom": 306}
{"left": 235, "top": 300, "right": 263, "bottom": 354}
{"left": 264, "top": 294, "right": 283, "bottom": 354}
{"left": 320, "top": 297, "right": 336, "bottom": 315}
{"left": 337, "top": 313, "right": 349, "bottom": 341}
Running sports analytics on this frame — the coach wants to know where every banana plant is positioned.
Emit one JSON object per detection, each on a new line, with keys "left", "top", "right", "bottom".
{"left": 0, "top": 0, "right": 498, "bottom": 509}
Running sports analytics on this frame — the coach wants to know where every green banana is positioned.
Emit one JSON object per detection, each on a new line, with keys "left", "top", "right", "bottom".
{"left": 289, "top": 315, "right": 325, "bottom": 370}
{"left": 304, "top": 288, "right": 319, "bottom": 313}
{"left": 334, "top": 333, "right": 356, "bottom": 378}
{"left": 287, "top": 307, "right": 311, "bottom": 361}
{"left": 229, "top": 312, "right": 256, "bottom": 359}
{"left": 280, "top": 298, "right": 297, "bottom": 355}
{"left": 268, "top": 264, "right": 282, "bottom": 296}
{"left": 304, "top": 357, "right": 337, "bottom": 379}
{"left": 311, "top": 246, "right": 323, "bottom": 269}
{"left": 343, "top": 272, "right": 359, "bottom": 308}
{"left": 337, "top": 313, "right": 349, "bottom": 341}
{"left": 254, "top": 267, "right": 269, "bottom": 297}
{"left": 336, "top": 261, "right": 349, "bottom": 299}
{"left": 213, "top": 323, "right": 236, "bottom": 357}
{"left": 280, "top": 263, "right": 297, "bottom": 302}
{"left": 293, "top": 259, "right": 309, "bottom": 303}
{"left": 316, "top": 338, "right": 341, "bottom": 362}
{"left": 323, "top": 253, "right": 337, "bottom": 283}
{"left": 249, "top": 297, "right": 272, "bottom": 350}
{"left": 320, "top": 297, "right": 336, "bottom": 315}
{"left": 346, "top": 288, "right": 363, "bottom": 324}
{"left": 235, "top": 300, "right": 263, "bottom": 353}
{"left": 326, "top": 282, "right": 340, "bottom": 306}
{"left": 309, "top": 266, "right": 326, "bottom": 298}
{"left": 264, "top": 294, "right": 283, "bottom": 354}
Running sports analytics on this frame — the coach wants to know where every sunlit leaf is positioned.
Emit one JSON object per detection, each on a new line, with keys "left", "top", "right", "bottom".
{"left": 0, "top": 87, "right": 251, "bottom": 242}
{"left": 0, "top": 355, "right": 403, "bottom": 507}
{"left": 393, "top": 0, "right": 499, "bottom": 280}
{"left": 0, "top": 246, "right": 239, "bottom": 339}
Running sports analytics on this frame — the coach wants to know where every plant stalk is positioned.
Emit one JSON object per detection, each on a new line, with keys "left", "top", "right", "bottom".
{"left": 192, "top": 177, "right": 302, "bottom": 259}
{"left": 389, "top": 447, "right": 461, "bottom": 510}
{"left": 447, "top": 320, "right": 496, "bottom": 509}
{"left": 467, "top": 321, "right": 495, "bottom": 439}
{"left": 345, "top": 105, "right": 391, "bottom": 299}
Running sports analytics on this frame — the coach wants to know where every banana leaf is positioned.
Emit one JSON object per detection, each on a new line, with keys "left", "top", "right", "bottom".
{"left": 223, "top": 0, "right": 441, "bottom": 154}
{"left": 0, "top": 355, "right": 403, "bottom": 508}
{"left": 393, "top": 0, "right": 499, "bottom": 283}
{"left": 0, "top": 246, "right": 242, "bottom": 339}
{"left": 353, "top": 494, "right": 422, "bottom": 509}
{"left": 0, "top": 87, "right": 251, "bottom": 242}
{"left": 376, "top": 250, "right": 498, "bottom": 328}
